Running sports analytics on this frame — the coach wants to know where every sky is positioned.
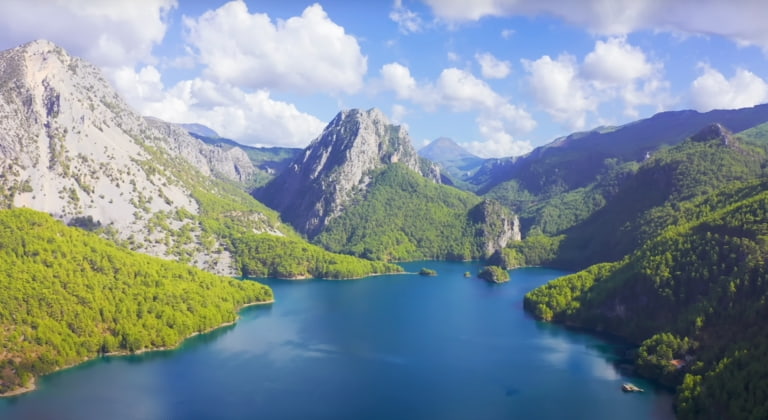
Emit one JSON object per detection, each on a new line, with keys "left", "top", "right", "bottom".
{"left": 1, "top": 1, "right": 768, "bottom": 158}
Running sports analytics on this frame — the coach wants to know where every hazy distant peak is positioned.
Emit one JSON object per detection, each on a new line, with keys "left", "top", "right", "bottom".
{"left": 180, "top": 123, "right": 220, "bottom": 139}
{"left": 420, "top": 137, "right": 480, "bottom": 161}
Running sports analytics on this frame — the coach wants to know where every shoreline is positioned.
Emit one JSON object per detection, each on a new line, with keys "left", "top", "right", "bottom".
{"left": 0, "top": 298, "right": 274, "bottom": 398}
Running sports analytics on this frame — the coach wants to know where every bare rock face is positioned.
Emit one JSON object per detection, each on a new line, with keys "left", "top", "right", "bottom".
{"left": 257, "top": 108, "right": 441, "bottom": 238}
{"left": 690, "top": 123, "right": 734, "bottom": 146}
{"left": 469, "top": 199, "right": 521, "bottom": 257}
{"left": 0, "top": 40, "right": 276, "bottom": 274}
{"left": 144, "top": 117, "right": 257, "bottom": 183}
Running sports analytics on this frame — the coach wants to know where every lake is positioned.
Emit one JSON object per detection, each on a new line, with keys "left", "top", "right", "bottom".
{"left": 0, "top": 261, "right": 675, "bottom": 419}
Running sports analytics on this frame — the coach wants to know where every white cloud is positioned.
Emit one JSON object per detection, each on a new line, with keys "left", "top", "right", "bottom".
{"left": 422, "top": 0, "right": 768, "bottom": 51}
{"left": 114, "top": 66, "right": 325, "bottom": 148}
{"left": 434, "top": 68, "right": 499, "bottom": 111}
{"left": 380, "top": 62, "right": 419, "bottom": 99}
{"left": 501, "top": 28, "right": 515, "bottom": 39}
{"left": 390, "top": 0, "right": 424, "bottom": 34}
{"left": 184, "top": 1, "right": 367, "bottom": 94}
{"left": 523, "top": 54, "right": 594, "bottom": 130}
{"left": 475, "top": 52, "right": 511, "bottom": 79}
{"left": 391, "top": 104, "right": 409, "bottom": 123}
{"left": 465, "top": 116, "right": 534, "bottom": 158}
{"left": 581, "top": 37, "right": 653, "bottom": 85}
{"left": 378, "top": 63, "right": 535, "bottom": 156}
{"left": 690, "top": 65, "right": 768, "bottom": 112}
{"left": 523, "top": 37, "right": 671, "bottom": 128}
{"left": 0, "top": 0, "right": 175, "bottom": 68}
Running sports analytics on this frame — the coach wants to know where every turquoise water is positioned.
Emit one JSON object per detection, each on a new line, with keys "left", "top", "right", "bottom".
{"left": 0, "top": 262, "right": 675, "bottom": 419}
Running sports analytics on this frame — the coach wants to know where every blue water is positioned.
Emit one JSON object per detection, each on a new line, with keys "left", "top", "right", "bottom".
{"left": 0, "top": 262, "right": 674, "bottom": 419}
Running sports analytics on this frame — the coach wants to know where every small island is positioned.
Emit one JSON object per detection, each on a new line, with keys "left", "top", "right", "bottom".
{"left": 419, "top": 268, "right": 438, "bottom": 276}
{"left": 478, "top": 266, "right": 510, "bottom": 283}
{"left": 622, "top": 383, "right": 644, "bottom": 393}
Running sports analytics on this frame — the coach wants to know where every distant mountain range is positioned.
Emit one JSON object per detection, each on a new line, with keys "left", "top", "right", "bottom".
{"left": 472, "top": 105, "right": 768, "bottom": 195}
{"left": 418, "top": 137, "right": 486, "bottom": 187}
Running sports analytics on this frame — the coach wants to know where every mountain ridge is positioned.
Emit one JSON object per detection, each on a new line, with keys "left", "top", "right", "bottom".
{"left": 419, "top": 137, "right": 486, "bottom": 186}
{"left": 256, "top": 108, "right": 441, "bottom": 238}
{"left": 0, "top": 39, "right": 288, "bottom": 274}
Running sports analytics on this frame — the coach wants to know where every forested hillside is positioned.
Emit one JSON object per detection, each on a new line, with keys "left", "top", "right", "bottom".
{"left": 313, "top": 163, "right": 518, "bottom": 261}
{"left": 0, "top": 208, "right": 273, "bottom": 396}
{"left": 524, "top": 177, "right": 768, "bottom": 417}
{"left": 474, "top": 104, "right": 768, "bottom": 196}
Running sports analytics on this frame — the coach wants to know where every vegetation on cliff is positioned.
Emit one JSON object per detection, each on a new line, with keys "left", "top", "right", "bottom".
{"left": 314, "top": 164, "right": 514, "bottom": 261}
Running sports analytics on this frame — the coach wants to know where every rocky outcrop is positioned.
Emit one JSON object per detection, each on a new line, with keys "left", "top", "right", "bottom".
{"left": 0, "top": 40, "right": 283, "bottom": 274}
{"left": 469, "top": 199, "right": 521, "bottom": 257}
{"left": 690, "top": 123, "right": 734, "bottom": 146}
{"left": 145, "top": 117, "right": 257, "bottom": 183}
{"left": 256, "top": 108, "right": 441, "bottom": 237}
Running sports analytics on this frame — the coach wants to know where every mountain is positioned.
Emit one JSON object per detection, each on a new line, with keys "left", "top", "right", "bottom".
{"left": 185, "top": 130, "right": 302, "bottom": 187}
{"left": 476, "top": 105, "right": 768, "bottom": 196}
{"left": 520, "top": 123, "right": 768, "bottom": 417}
{"left": 180, "top": 122, "right": 220, "bottom": 138}
{"left": 256, "top": 108, "right": 441, "bottom": 238}
{"left": 525, "top": 179, "right": 768, "bottom": 418}
{"left": 0, "top": 40, "right": 276, "bottom": 274}
{"left": 145, "top": 117, "right": 257, "bottom": 183}
{"left": 419, "top": 137, "right": 486, "bottom": 185}
{"left": 0, "top": 40, "right": 400, "bottom": 280}
{"left": 313, "top": 164, "right": 520, "bottom": 261}
{"left": 551, "top": 123, "right": 767, "bottom": 269}
{"left": 256, "top": 109, "right": 519, "bottom": 260}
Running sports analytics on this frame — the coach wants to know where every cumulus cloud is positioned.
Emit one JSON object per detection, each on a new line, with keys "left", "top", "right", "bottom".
{"left": 464, "top": 119, "right": 534, "bottom": 158}
{"left": 390, "top": 0, "right": 424, "bottom": 34}
{"left": 581, "top": 37, "right": 653, "bottom": 85}
{"left": 523, "top": 37, "right": 670, "bottom": 129}
{"left": 475, "top": 52, "right": 511, "bottom": 79}
{"left": 690, "top": 65, "right": 768, "bottom": 112}
{"left": 113, "top": 66, "right": 325, "bottom": 148}
{"left": 523, "top": 54, "right": 594, "bottom": 130}
{"left": 0, "top": 0, "right": 175, "bottom": 67}
{"left": 378, "top": 63, "right": 535, "bottom": 157}
{"left": 184, "top": 1, "right": 367, "bottom": 94}
{"left": 422, "top": 0, "right": 768, "bottom": 51}
{"left": 390, "top": 104, "right": 409, "bottom": 124}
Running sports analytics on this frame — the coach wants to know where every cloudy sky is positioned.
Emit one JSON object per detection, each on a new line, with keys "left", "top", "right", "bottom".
{"left": 1, "top": 0, "right": 767, "bottom": 157}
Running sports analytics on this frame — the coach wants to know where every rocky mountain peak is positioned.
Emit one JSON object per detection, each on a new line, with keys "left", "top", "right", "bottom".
{"left": 0, "top": 40, "right": 275, "bottom": 274}
{"left": 257, "top": 107, "right": 441, "bottom": 237}
{"left": 690, "top": 122, "right": 734, "bottom": 146}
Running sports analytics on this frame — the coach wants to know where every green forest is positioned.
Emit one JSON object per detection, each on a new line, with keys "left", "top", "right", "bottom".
{"left": 524, "top": 178, "right": 768, "bottom": 418}
{"left": 0, "top": 208, "right": 273, "bottom": 395}
{"left": 314, "top": 163, "right": 508, "bottom": 261}
{"left": 134, "top": 141, "right": 403, "bottom": 280}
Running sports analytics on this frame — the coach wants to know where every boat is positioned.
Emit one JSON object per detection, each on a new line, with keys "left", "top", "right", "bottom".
{"left": 622, "top": 383, "right": 644, "bottom": 392}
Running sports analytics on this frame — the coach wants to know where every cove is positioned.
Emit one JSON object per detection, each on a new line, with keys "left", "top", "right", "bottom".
{"left": 0, "top": 261, "right": 674, "bottom": 419}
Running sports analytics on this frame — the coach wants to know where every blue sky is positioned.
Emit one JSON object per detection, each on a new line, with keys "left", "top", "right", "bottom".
{"left": 2, "top": 1, "right": 768, "bottom": 157}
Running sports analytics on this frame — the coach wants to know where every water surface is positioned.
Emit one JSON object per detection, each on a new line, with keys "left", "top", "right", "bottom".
{"left": 0, "top": 262, "right": 674, "bottom": 419}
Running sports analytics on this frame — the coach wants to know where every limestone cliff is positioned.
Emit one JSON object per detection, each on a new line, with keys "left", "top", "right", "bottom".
{"left": 0, "top": 40, "right": 283, "bottom": 274}
{"left": 256, "top": 108, "right": 441, "bottom": 237}
{"left": 469, "top": 199, "right": 521, "bottom": 257}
